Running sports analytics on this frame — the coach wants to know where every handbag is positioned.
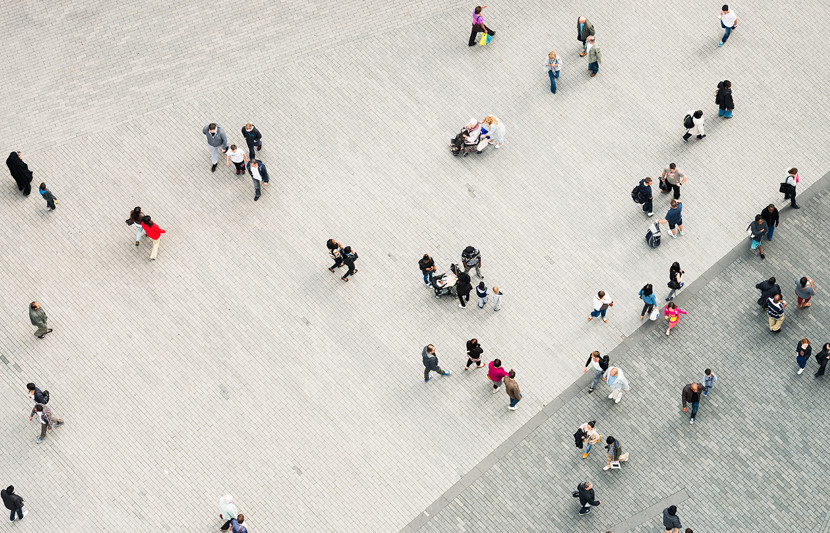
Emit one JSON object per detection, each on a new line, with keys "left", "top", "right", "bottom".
{"left": 479, "top": 33, "right": 488, "bottom": 46}
{"left": 649, "top": 308, "right": 659, "bottom": 321}
{"left": 600, "top": 304, "right": 609, "bottom": 311}
{"left": 779, "top": 182, "right": 794, "bottom": 194}
{"left": 668, "top": 280, "right": 680, "bottom": 289}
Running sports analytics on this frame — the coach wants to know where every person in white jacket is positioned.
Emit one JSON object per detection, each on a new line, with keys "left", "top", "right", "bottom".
{"left": 477, "top": 115, "right": 506, "bottom": 151}
{"left": 603, "top": 366, "right": 630, "bottom": 403}
{"left": 219, "top": 494, "right": 239, "bottom": 531}
{"left": 683, "top": 110, "right": 705, "bottom": 142}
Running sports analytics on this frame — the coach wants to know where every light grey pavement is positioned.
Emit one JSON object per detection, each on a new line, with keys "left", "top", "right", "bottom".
{"left": 0, "top": 0, "right": 828, "bottom": 531}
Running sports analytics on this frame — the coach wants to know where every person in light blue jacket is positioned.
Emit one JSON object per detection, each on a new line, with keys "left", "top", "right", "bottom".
{"left": 638, "top": 284, "right": 657, "bottom": 320}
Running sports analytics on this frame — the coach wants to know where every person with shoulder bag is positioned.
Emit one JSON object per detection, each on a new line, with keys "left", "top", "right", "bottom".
{"left": 666, "top": 262, "right": 684, "bottom": 301}
{"left": 780, "top": 167, "right": 800, "bottom": 209}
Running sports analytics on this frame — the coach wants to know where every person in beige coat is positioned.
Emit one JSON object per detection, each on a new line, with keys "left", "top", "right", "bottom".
{"left": 504, "top": 370, "right": 522, "bottom": 410}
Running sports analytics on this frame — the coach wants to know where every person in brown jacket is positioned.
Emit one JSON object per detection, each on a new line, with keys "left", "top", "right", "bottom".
{"left": 505, "top": 370, "right": 522, "bottom": 410}
{"left": 681, "top": 383, "right": 705, "bottom": 424}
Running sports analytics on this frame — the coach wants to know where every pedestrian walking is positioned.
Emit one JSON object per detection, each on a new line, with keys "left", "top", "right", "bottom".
{"left": 604, "top": 367, "right": 629, "bottom": 403}
{"left": 247, "top": 158, "right": 270, "bottom": 201}
{"left": 715, "top": 80, "right": 734, "bottom": 118}
{"left": 639, "top": 284, "right": 657, "bottom": 320}
{"left": 202, "top": 123, "right": 229, "bottom": 172}
{"left": 572, "top": 481, "right": 601, "bottom": 515}
{"left": 796, "top": 339, "right": 812, "bottom": 375}
{"left": 504, "top": 370, "right": 522, "bottom": 410}
{"left": 658, "top": 199, "right": 684, "bottom": 239}
{"left": 682, "top": 110, "right": 705, "bottom": 142}
{"left": 637, "top": 177, "right": 654, "bottom": 216}
{"left": 664, "top": 302, "right": 688, "bottom": 336}
{"left": 141, "top": 216, "right": 166, "bottom": 260}
{"left": 241, "top": 123, "right": 263, "bottom": 157}
{"left": 546, "top": 51, "right": 561, "bottom": 94}
{"left": 575, "top": 420, "right": 601, "bottom": 459}
{"left": 228, "top": 514, "right": 248, "bottom": 533}
{"left": 476, "top": 281, "right": 489, "bottom": 308}
{"left": 30, "top": 403, "right": 63, "bottom": 443}
{"left": 327, "top": 239, "right": 344, "bottom": 272}
{"left": 584, "top": 350, "right": 610, "bottom": 393}
{"left": 461, "top": 246, "right": 483, "bottom": 278}
{"left": 576, "top": 16, "right": 595, "bottom": 56}
{"left": 681, "top": 382, "right": 704, "bottom": 424}
{"left": 666, "top": 262, "right": 685, "bottom": 301}
{"left": 702, "top": 368, "right": 718, "bottom": 395}
{"left": 660, "top": 163, "right": 688, "bottom": 200}
{"left": 456, "top": 267, "right": 473, "bottom": 308}
{"left": 663, "top": 505, "right": 682, "bottom": 533}
{"left": 218, "top": 494, "right": 239, "bottom": 531}
{"left": 755, "top": 276, "right": 780, "bottom": 308}
{"left": 488, "top": 358, "right": 509, "bottom": 393}
{"left": 815, "top": 343, "right": 830, "bottom": 377}
{"left": 761, "top": 204, "right": 779, "bottom": 240}
{"left": 468, "top": 6, "right": 495, "bottom": 47}
{"left": 125, "top": 207, "right": 146, "bottom": 247}
{"left": 603, "top": 436, "right": 629, "bottom": 470}
{"left": 717, "top": 5, "right": 738, "bottom": 47}
{"left": 418, "top": 254, "right": 436, "bottom": 286}
{"left": 586, "top": 36, "right": 601, "bottom": 77}
{"left": 29, "top": 301, "right": 52, "bottom": 339}
{"left": 225, "top": 145, "right": 247, "bottom": 174}
{"left": 478, "top": 116, "right": 505, "bottom": 150}
{"left": 1, "top": 486, "right": 27, "bottom": 522}
{"left": 26, "top": 383, "right": 48, "bottom": 404}
{"left": 795, "top": 276, "right": 816, "bottom": 308}
{"left": 492, "top": 286, "right": 504, "bottom": 311}
{"left": 5, "top": 151, "right": 33, "bottom": 195}
{"left": 341, "top": 246, "right": 359, "bottom": 282}
{"left": 465, "top": 338, "right": 484, "bottom": 370}
{"left": 747, "top": 214, "right": 768, "bottom": 259}
{"left": 588, "top": 291, "right": 613, "bottom": 323}
{"left": 781, "top": 167, "right": 800, "bottom": 208}
{"left": 38, "top": 182, "right": 57, "bottom": 210}
{"left": 766, "top": 294, "right": 787, "bottom": 333}
{"left": 422, "top": 344, "right": 451, "bottom": 382}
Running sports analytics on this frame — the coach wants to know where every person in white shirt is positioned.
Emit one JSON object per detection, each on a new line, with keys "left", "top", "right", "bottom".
{"left": 588, "top": 291, "right": 613, "bottom": 323}
{"left": 245, "top": 158, "right": 270, "bottom": 202}
{"left": 682, "top": 110, "right": 705, "bottom": 142}
{"left": 225, "top": 145, "right": 247, "bottom": 175}
{"left": 492, "top": 286, "right": 504, "bottom": 311}
{"left": 782, "top": 167, "right": 800, "bottom": 209}
{"left": 718, "top": 5, "right": 737, "bottom": 46}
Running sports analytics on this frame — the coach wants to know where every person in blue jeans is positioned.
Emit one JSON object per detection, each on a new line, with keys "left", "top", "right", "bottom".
{"left": 702, "top": 368, "right": 718, "bottom": 395}
{"left": 718, "top": 5, "right": 737, "bottom": 46}
{"left": 1, "top": 486, "right": 27, "bottom": 522}
{"left": 682, "top": 382, "right": 705, "bottom": 424}
{"left": 505, "top": 370, "right": 522, "bottom": 410}
{"left": 546, "top": 51, "right": 561, "bottom": 94}
{"left": 418, "top": 254, "right": 436, "bottom": 286}
{"left": 588, "top": 291, "right": 613, "bottom": 323}
{"left": 761, "top": 204, "right": 779, "bottom": 240}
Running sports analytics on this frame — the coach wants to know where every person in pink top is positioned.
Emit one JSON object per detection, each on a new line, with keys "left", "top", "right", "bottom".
{"left": 488, "top": 358, "right": 509, "bottom": 393}
{"left": 468, "top": 6, "right": 495, "bottom": 46}
{"left": 663, "top": 302, "right": 688, "bottom": 336}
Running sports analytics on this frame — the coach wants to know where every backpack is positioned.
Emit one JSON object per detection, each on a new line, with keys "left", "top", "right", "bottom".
{"left": 683, "top": 114, "right": 695, "bottom": 129}
{"left": 599, "top": 355, "right": 610, "bottom": 370}
{"left": 42, "top": 390, "right": 50, "bottom": 404}
{"left": 631, "top": 185, "right": 644, "bottom": 204}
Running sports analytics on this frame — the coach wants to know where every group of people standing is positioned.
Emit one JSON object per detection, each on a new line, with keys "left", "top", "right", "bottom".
{"left": 202, "top": 122, "right": 270, "bottom": 201}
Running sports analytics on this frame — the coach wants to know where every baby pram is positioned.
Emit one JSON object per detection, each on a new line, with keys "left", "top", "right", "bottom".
{"left": 432, "top": 264, "right": 459, "bottom": 298}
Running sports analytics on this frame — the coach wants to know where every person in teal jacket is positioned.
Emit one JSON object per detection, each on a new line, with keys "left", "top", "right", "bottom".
{"left": 638, "top": 284, "right": 657, "bottom": 320}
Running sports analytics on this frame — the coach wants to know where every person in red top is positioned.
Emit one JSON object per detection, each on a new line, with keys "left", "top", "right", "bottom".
{"left": 488, "top": 358, "right": 509, "bottom": 393}
{"left": 141, "top": 216, "right": 166, "bottom": 260}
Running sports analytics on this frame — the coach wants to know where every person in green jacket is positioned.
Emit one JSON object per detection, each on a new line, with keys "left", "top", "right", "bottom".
{"left": 29, "top": 302, "right": 52, "bottom": 338}
{"left": 587, "top": 36, "right": 602, "bottom": 77}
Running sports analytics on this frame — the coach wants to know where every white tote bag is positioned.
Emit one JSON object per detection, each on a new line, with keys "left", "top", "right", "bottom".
{"left": 649, "top": 308, "right": 660, "bottom": 321}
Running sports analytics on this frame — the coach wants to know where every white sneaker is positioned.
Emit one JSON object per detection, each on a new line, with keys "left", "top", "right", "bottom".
{"left": 648, "top": 212, "right": 653, "bottom": 216}
{"left": 459, "top": 304, "right": 466, "bottom": 308}
{"left": 507, "top": 406, "right": 517, "bottom": 410}
{"left": 492, "top": 387, "right": 500, "bottom": 394}
{"left": 670, "top": 232, "right": 677, "bottom": 239}
{"left": 603, "top": 465, "right": 610, "bottom": 471}
{"left": 798, "top": 368, "right": 805, "bottom": 374}
{"left": 607, "top": 393, "right": 614, "bottom": 399}
{"left": 21, "top": 511, "right": 27, "bottom": 520}
{"left": 614, "top": 397, "right": 621, "bottom": 404}
{"left": 666, "top": 329, "right": 671, "bottom": 336}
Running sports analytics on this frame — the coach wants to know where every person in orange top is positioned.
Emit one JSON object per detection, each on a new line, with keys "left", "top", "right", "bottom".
{"left": 140, "top": 216, "right": 166, "bottom": 260}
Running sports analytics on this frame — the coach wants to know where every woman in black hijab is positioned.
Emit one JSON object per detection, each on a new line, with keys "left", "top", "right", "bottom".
{"left": 6, "top": 151, "right": 33, "bottom": 195}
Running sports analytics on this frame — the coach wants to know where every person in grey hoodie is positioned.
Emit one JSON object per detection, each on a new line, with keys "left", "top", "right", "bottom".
{"left": 202, "top": 123, "right": 229, "bottom": 172}
{"left": 663, "top": 505, "right": 682, "bottom": 533}
{"left": 422, "top": 344, "right": 451, "bottom": 382}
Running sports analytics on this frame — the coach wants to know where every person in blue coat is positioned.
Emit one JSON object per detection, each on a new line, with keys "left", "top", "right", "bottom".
{"left": 638, "top": 284, "right": 657, "bottom": 320}
{"left": 246, "top": 158, "right": 270, "bottom": 201}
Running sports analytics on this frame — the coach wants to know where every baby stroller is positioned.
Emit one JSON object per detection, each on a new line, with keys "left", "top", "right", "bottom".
{"left": 450, "top": 119, "right": 482, "bottom": 157}
{"left": 432, "top": 264, "right": 459, "bottom": 298}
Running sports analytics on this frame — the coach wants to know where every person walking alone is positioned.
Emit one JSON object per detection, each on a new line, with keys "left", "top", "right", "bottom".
{"left": 796, "top": 339, "right": 812, "bottom": 375}
{"left": 488, "top": 358, "right": 509, "bottom": 393}
{"left": 682, "top": 110, "right": 705, "bottom": 142}
{"left": 664, "top": 302, "right": 688, "bottom": 336}
{"left": 663, "top": 505, "right": 682, "bottom": 533}
{"left": 1, "top": 486, "right": 27, "bottom": 522}
{"left": 546, "top": 51, "right": 561, "bottom": 94}
{"left": 5, "top": 151, "right": 33, "bottom": 195}
{"left": 30, "top": 403, "right": 63, "bottom": 443}
{"left": 639, "top": 284, "right": 657, "bottom": 320}
{"left": 241, "top": 123, "right": 263, "bottom": 157}
{"left": 573, "top": 481, "right": 601, "bottom": 515}
{"left": 747, "top": 214, "right": 768, "bottom": 259}
{"left": 604, "top": 367, "right": 629, "bottom": 403}
{"left": 761, "top": 204, "right": 779, "bottom": 240}
{"left": 38, "top": 182, "right": 57, "bottom": 211}
{"left": 603, "top": 436, "right": 629, "bottom": 470}
{"left": 504, "top": 370, "right": 522, "bottom": 410}
{"left": 29, "top": 301, "right": 52, "bottom": 339}
{"left": 468, "top": 6, "right": 495, "bottom": 47}
{"left": 584, "top": 350, "right": 609, "bottom": 393}
{"left": 766, "top": 293, "right": 786, "bottom": 333}
{"left": 588, "top": 291, "right": 613, "bottom": 323}
{"left": 781, "top": 167, "right": 800, "bottom": 209}
{"left": 576, "top": 420, "right": 601, "bottom": 459}
{"left": 586, "top": 36, "right": 601, "bottom": 77}
{"left": 418, "top": 254, "right": 436, "bottom": 286}
{"left": 246, "top": 158, "right": 270, "bottom": 202}
{"left": 422, "top": 344, "right": 451, "bottom": 382}
{"left": 202, "top": 123, "right": 229, "bottom": 172}
{"left": 717, "top": 5, "right": 737, "bottom": 47}
{"left": 815, "top": 342, "right": 830, "bottom": 377}
{"left": 666, "top": 262, "right": 685, "bottom": 301}
{"left": 225, "top": 144, "right": 247, "bottom": 175}
{"left": 681, "top": 382, "right": 704, "bottom": 423}
{"left": 141, "top": 216, "right": 166, "bottom": 260}
{"left": 576, "top": 16, "right": 595, "bottom": 56}
{"left": 465, "top": 338, "right": 484, "bottom": 370}
{"left": 795, "top": 276, "right": 816, "bottom": 308}
{"left": 715, "top": 80, "right": 734, "bottom": 118}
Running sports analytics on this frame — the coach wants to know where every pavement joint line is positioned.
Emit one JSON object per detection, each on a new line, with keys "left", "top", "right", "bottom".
{"left": 609, "top": 489, "right": 690, "bottom": 533}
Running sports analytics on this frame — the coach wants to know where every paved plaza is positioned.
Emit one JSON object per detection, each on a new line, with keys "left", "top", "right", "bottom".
{"left": 0, "top": 1, "right": 828, "bottom": 531}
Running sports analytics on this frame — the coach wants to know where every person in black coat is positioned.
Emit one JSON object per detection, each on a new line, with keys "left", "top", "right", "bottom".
{"left": 755, "top": 277, "right": 781, "bottom": 308}
{"left": 760, "top": 204, "right": 779, "bottom": 240}
{"left": 572, "top": 481, "right": 601, "bottom": 515}
{"left": 246, "top": 158, "right": 270, "bottom": 201}
{"left": 241, "top": 123, "right": 262, "bottom": 157}
{"left": 455, "top": 266, "right": 473, "bottom": 308}
{"left": 341, "top": 246, "right": 358, "bottom": 282}
{"left": 418, "top": 254, "right": 436, "bottom": 286}
{"left": 5, "top": 151, "right": 33, "bottom": 195}
{"left": 26, "top": 383, "right": 46, "bottom": 404}
{"left": 1, "top": 485, "right": 26, "bottom": 521}
{"left": 465, "top": 338, "right": 484, "bottom": 369}
{"left": 716, "top": 80, "right": 734, "bottom": 118}
{"left": 815, "top": 343, "right": 830, "bottom": 377}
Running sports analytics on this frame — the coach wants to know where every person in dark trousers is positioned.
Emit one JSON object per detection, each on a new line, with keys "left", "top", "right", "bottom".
{"left": 660, "top": 163, "right": 688, "bottom": 200}
{"left": 576, "top": 16, "right": 595, "bottom": 56}
{"left": 465, "top": 338, "right": 484, "bottom": 369}
{"left": 38, "top": 182, "right": 57, "bottom": 210}
{"left": 504, "top": 370, "right": 522, "bottom": 410}
{"left": 638, "top": 177, "right": 653, "bottom": 216}
{"left": 456, "top": 267, "right": 473, "bottom": 308}
{"left": 663, "top": 505, "right": 682, "bottom": 533}
{"left": 748, "top": 214, "right": 768, "bottom": 259}
{"left": 31, "top": 403, "right": 63, "bottom": 443}
{"left": 755, "top": 277, "right": 780, "bottom": 309}
{"left": 583, "top": 350, "right": 609, "bottom": 393}
{"left": 815, "top": 342, "right": 830, "bottom": 377}
{"left": 327, "top": 239, "right": 344, "bottom": 272}
{"left": 29, "top": 302, "right": 52, "bottom": 338}
{"left": 586, "top": 36, "right": 601, "bottom": 77}
{"left": 1, "top": 486, "right": 27, "bottom": 522}
{"left": 241, "top": 123, "right": 263, "bottom": 157}
{"left": 760, "top": 204, "right": 779, "bottom": 240}
{"left": 682, "top": 110, "right": 705, "bottom": 142}
{"left": 681, "top": 382, "right": 705, "bottom": 424}
{"left": 603, "top": 436, "right": 629, "bottom": 470}
{"left": 26, "top": 383, "right": 47, "bottom": 404}
{"left": 638, "top": 284, "right": 657, "bottom": 319}
{"left": 246, "top": 158, "right": 270, "bottom": 201}
{"left": 418, "top": 254, "right": 436, "bottom": 286}
{"left": 782, "top": 167, "right": 800, "bottom": 208}
{"left": 422, "top": 344, "right": 451, "bottom": 382}
{"left": 468, "top": 6, "right": 495, "bottom": 46}
{"left": 202, "top": 123, "right": 229, "bottom": 172}
{"left": 340, "top": 246, "right": 358, "bottom": 281}
{"left": 658, "top": 199, "right": 684, "bottom": 239}
{"left": 767, "top": 293, "right": 787, "bottom": 333}
{"left": 716, "top": 80, "right": 734, "bottom": 118}
{"left": 5, "top": 151, "right": 33, "bottom": 195}
{"left": 666, "top": 262, "right": 685, "bottom": 301}
{"left": 572, "top": 481, "right": 601, "bottom": 515}
{"left": 796, "top": 339, "right": 812, "bottom": 375}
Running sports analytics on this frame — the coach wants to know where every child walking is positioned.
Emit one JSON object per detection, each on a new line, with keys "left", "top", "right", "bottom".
{"left": 476, "top": 281, "right": 489, "bottom": 308}
{"left": 702, "top": 368, "right": 718, "bottom": 396}
{"left": 38, "top": 182, "right": 57, "bottom": 210}
{"left": 664, "top": 302, "right": 687, "bottom": 335}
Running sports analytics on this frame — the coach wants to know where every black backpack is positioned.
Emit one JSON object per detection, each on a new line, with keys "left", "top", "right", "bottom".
{"left": 42, "top": 390, "right": 50, "bottom": 404}
{"left": 631, "top": 185, "right": 644, "bottom": 204}
{"left": 599, "top": 355, "right": 610, "bottom": 370}
{"left": 683, "top": 114, "right": 695, "bottom": 129}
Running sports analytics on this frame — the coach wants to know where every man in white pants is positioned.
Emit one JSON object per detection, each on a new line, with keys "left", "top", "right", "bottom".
{"left": 603, "top": 367, "right": 630, "bottom": 403}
